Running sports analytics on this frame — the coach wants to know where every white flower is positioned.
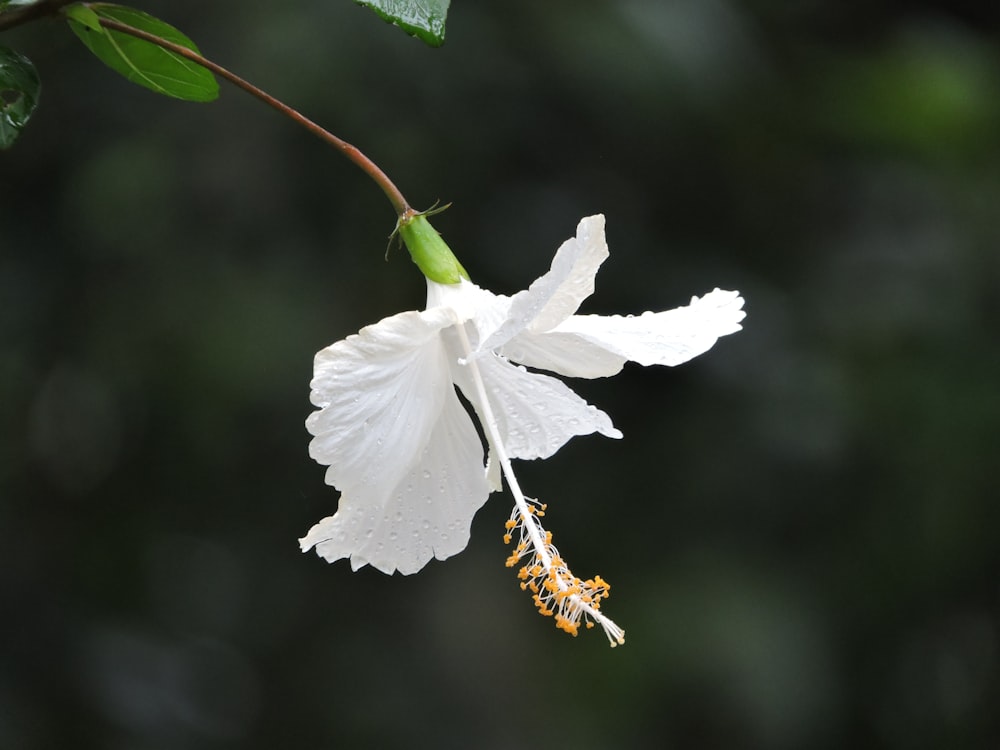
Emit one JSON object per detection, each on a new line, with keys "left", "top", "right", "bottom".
{"left": 301, "top": 214, "right": 745, "bottom": 644}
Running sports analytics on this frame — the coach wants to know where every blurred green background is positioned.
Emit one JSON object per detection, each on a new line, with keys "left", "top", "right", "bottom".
{"left": 2, "top": 1, "right": 999, "bottom": 747}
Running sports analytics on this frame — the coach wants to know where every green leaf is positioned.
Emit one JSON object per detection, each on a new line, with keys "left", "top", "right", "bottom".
{"left": 64, "top": 3, "right": 102, "bottom": 32}
{"left": 66, "top": 3, "right": 219, "bottom": 102}
{"left": 356, "top": 0, "right": 450, "bottom": 47}
{"left": 0, "top": 46, "right": 40, "bottom": 149}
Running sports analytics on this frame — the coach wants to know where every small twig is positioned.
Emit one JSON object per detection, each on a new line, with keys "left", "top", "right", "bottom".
{"left": 96, "top": 16, "right": 411, "bottom": 216}
{"left": 0, "top": 0, "right": 77, "bottom": 32}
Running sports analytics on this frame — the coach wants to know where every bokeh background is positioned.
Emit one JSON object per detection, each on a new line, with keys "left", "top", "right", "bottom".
{"left": 2, "top": 0, "right": 999, "bottom": 747}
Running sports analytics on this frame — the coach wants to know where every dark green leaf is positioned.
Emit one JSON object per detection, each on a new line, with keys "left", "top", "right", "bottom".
{"left": 355, "top": 0, "right": 450, "bottom": 47}
{"left": 67, "top": 3, "right": 218, "bottom": 102}
{"left": 0, "top": 46, "right": 40, "bottom": 149}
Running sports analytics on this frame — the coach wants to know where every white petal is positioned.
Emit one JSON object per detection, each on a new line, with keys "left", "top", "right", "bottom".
{"left": 306, "top": 307, "right": 456, "bottom": 501}
{"left": 426, "top": 278, "right": 511, "bottom": 351}
{"left": 303, "top": 305, "right": 493, "bottom": 573}
{"left": 300, "top": 389, "right": 490, "bottom": 575}
{"left": 550, "top": 288, "right": 746, "bottom": 369}
{"left": 500, "top": 329, "right": 628, "bottom": 379}
{"left": 451, "top": 352, "right": 622, "bottom": 463}
{"left": 485, "top": 453, "right": 502, "bottom": 492}
{"left": 476, "top": 215, "right": 608, "bottom": 354}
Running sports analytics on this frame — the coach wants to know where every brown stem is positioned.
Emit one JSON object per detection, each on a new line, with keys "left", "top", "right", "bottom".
{"left": 96, "top": 16, "right": 412, "bottom": 216}
{"left": 0, "top": 0, "right": 76, "bottom": 31}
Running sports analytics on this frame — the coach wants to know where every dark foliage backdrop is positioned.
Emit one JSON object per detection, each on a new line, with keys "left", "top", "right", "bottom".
{"left": 2, "top": 1, "right": 998, "bottom": 748}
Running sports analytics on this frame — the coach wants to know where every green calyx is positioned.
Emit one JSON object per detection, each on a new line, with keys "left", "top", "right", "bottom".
{"left": 397, "top": 210, "right": 469, "bottom": 285}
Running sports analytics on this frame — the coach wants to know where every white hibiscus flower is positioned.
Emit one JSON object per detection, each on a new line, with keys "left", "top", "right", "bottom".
{"left": 301, "top": 213, "right": 745, "bottom": 644}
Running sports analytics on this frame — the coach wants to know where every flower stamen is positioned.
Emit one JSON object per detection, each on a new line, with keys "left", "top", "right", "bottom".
{"left": 454, "top": 324, "right": 625, "bottom": 647}
{"left": 502, "top": 498, "right": 624, "bottom": 646}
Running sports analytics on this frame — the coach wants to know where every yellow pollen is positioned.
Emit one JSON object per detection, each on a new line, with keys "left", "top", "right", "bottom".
{"left": 500, "top": 499, "right": 623, "bottom": 646}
